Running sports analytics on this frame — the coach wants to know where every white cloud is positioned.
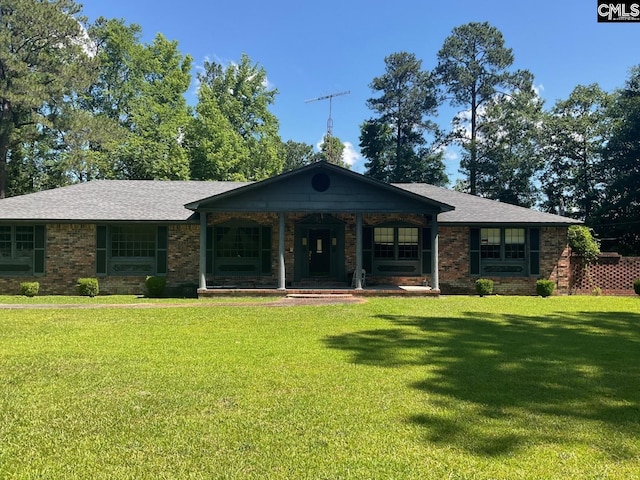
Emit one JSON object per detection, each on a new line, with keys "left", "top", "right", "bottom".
{"left": 342, "top": 141, "right": 361, "bottom": 167}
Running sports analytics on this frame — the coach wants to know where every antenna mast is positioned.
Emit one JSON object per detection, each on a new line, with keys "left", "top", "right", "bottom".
{"left": 305, "top": 90, "right": 350, "bottom": 163}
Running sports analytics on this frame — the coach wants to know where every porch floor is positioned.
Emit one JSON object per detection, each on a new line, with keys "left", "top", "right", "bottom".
{"left": 197, "top": 285, "right": 439, "bottom": 298}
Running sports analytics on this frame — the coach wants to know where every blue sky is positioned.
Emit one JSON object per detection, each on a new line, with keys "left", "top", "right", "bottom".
{"left": 80, "top": 0, "right": 639, "bottom": 179}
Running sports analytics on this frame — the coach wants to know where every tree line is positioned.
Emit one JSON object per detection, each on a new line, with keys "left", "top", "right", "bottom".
{"left": 1, "top": 2, "right": 639, "bottom": 254}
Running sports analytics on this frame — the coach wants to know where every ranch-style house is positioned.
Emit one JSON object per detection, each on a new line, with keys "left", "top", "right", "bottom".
{"left": 0, "top": 161, "right": 579, "bottom": 296}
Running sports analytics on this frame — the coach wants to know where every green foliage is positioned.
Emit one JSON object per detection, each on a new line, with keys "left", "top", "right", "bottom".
{"left": 594, "top": 66, "right": 640, "bottom": 254}
{"left": 634, "top": 279, "right": 640, "bottom": 295}
{"left": 567, "top": 225, "right": 600, "bottom": 263}
{"left": 145, "top": 275, "right": 167, "bottom": 298}
{"left": 540, "top": 84, "right": 612, "bottom": 219}
{"left": 0, "top": 0, "right": 96, "bottom": 198}
{"left": 20, "top": 282, "right": 40, "bottom": 297}
{"left": 281, "top": 140, "right": 315, "bottom": 172}
{"left": 361, "top": 52, "right": 447, "bottom": 185}
{"left": 83, "top": 19, "right": 192, "bottom": 181}
{"left": 2, "top": 297, "right": 639, "bottom": 478}
{"left": 436, "top": 22, "right": 524, "bottom": 195}
{"left": 475, "top": 278, "right": 494, "bottom": 296}
{"left": 317, "top": 135, "right": 348, "bottom": 168}
{"left": 536, "top": 279, "right": 555, "bottom": 297}
{"left": 77, "top": 278, "right": 99, "bottom": 297}
{"left": 475, "top": 85, "right": 544, "bottom": 207}
{"left": 188, "top": 54, "right": 283, "bottom": 181}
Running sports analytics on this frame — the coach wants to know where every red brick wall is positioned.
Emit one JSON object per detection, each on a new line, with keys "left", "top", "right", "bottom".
{"left": 0, "top": 218, "right": 574, "bottom": 296}
{"left": 0, "top": 224, "right": 96, "bottom": 295}
{"left": 437, "top": 226, "right": 571, "bottom": 295}
{"left": 570, "top": 253, "right": 640, "bottom": 295}
{"left": 0, "top": 223, "right": 204, "bottom": 296}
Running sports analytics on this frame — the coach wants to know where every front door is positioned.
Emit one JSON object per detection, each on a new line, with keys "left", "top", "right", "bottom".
{"left": 308, "top": 228, "right": 331, "bottom": 276}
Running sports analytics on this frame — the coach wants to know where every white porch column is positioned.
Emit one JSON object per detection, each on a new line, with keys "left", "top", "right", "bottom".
{"left": 277, "top": 212, "right": 286, "bottom": 290}
{"left": 355, "top": 212, "right": 363, "bottom": 290}
{"left": 431, "top": 215, "right": 439, "bottom": 291}
{"left": 199, "top": 212, "right": 207, "bottom": 290}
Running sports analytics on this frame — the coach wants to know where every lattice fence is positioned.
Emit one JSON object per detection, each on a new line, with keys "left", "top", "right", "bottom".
{"left": 570, "top": 253, "right": 640, "bottom": 295}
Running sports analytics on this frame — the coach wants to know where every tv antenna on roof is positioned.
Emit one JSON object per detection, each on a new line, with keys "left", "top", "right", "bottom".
{"left": 305, "top": 90, "right": 350, "bottom": 163}
{"left": 305, "top": 90, "right": 350, "bottom": 138}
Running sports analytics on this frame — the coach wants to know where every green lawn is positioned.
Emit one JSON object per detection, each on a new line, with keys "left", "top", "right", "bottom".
{"left": 1, "top": 296, "right": 639, "bottom": 479}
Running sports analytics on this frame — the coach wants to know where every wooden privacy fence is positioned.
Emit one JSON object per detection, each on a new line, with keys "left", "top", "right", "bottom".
{"left": 570, "top": 253, "right": 640, "bottom": 295}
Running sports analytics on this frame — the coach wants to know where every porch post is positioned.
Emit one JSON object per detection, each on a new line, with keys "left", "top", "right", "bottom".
{"left": 199, "top": 212, "right": 207, "bottom": 290}
{"left": 431, "top": 215, "right": 439, "bottom": 291}
{"left": 355, "top": 212, "right": 363, "bottom": 290}
{"left": 278, "top": 212, "right": 286, "bottom": 290}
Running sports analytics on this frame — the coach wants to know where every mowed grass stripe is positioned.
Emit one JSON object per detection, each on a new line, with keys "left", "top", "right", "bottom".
{"left": 1, "top": 296, "right": 639, "bottom": 479}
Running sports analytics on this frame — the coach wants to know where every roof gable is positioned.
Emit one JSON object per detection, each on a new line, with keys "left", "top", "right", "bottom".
{"left": 186, "top": 161, "right": 454, "bottom": 214}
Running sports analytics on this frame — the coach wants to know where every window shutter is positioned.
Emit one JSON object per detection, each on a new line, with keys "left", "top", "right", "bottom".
{"left": 96, "top": 226, "right": 108, "bottom": 276}
{"left": 156, "top": 226, "right": 168, "bottom": 275}
{"left": 34, "top": 225, "right": 45, "bottom": 275}
{"left": 529, "top": 228, "right": 540, "bottom": 276}
{"left": 362, "top": 226, "right": 373, "bottom": 273}
{"left": 422, "top": 227, "right": 432, "bottom": 274}
{"left": 261, "top": 226, "right": 272, "bottom": 274}
{"left": 470, "top": 228, "right": 481, "bottom": 275}
{"left": 206, "top": 226, "right": 214, "bottom": 275}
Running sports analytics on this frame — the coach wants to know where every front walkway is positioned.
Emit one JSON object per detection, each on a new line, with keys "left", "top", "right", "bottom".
{"left": 197, "top": 285, "right": 439, "bottom": 298}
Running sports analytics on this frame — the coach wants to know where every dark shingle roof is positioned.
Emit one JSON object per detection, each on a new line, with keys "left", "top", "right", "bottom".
{"left": 0, "top": 180, "right": 246, "bottom": 222}
{"left": 395, "top": 184, "right": 580, "bottom": 225}
{"left": 0, "top": 179, "right": 579, "bottom": 225}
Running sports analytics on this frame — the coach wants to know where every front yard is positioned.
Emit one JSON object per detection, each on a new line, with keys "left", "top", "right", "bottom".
{"left": 1, "top": 296, "right": 639, "bottom": 479}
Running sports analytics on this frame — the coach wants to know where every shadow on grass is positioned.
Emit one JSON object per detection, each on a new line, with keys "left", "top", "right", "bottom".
{"left": 324, "top": 310, "right": 640, "bottom": 457}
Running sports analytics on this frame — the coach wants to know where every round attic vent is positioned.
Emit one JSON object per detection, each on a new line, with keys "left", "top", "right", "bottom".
{"left": 311, "top": 173, "right": 331, "bottom": 192}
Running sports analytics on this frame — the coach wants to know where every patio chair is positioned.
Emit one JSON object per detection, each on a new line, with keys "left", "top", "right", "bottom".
{"left": 351, "top": 268, "right": 366, "bottom": 288}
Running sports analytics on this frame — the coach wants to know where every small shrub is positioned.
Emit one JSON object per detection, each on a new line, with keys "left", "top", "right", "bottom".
{"left": 77, "top": 278, "right": 99, "bottom": 297}
{"left": 634, "top": 278, "right": 640, "bottom": 296}
{"left": 475, "top": 278, "right": 494, "bottom": 297}
{"left": 20, "top": 282, "right": 40, "bottom": 297}
{"left": 145, "top": 276, "right": 167, "bottom": 298}
{"left": 536, "top": 279, "right": 555, "bottom": 297}
{"left": 592, "top": 286, "right": 602, "bottom": 296}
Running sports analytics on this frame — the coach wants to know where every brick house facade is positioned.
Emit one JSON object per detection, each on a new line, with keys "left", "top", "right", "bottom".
{"left": 0, "top": 162, "right": 580, "bottom": 296}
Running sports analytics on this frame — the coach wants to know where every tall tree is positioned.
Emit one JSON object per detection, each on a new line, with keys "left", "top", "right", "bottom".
{"left": 540, "top": 84, "right": 612, "bottom": 220}
{"left": 475, "top": 85, "right": 544, "bottom": 207}
{"left": 281, "top": 140, "right": 315, "bottom": 172}
{"left": 84, "top": 18, "right": 192, "bottom": 180}
{"left": 360, "top": 52, "right": 446, "bottom": 185}
{"left": 315, "top": 135, "right": 348, "bottom": 168}
{"left": 436, "top": 22, "right": 526, "bottom": 195}
{"left": 595, "top": 67, "right": 640, "bottom": 254}
{"left": 187, "top": 85, "right": 248, "bottom": 180}
{"left": 0, "top": 0, "right": 95, "bottom": 197}
{"left": 190, "top": 54, "right": 283, "bottom": 181}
